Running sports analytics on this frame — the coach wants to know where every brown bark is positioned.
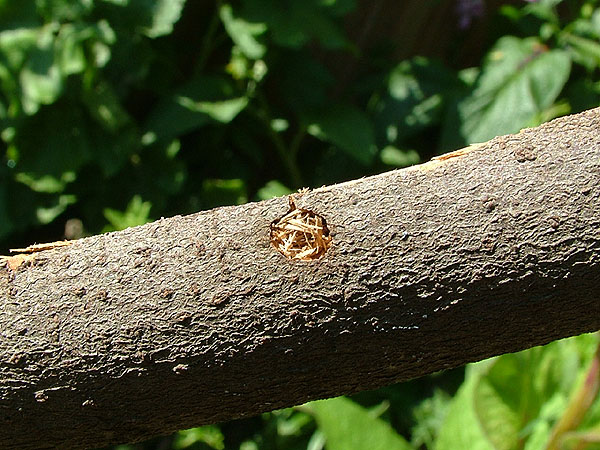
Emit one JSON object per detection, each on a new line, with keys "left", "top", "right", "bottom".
{"left": 1, "top": 108, "right": 600, "bottom": 449}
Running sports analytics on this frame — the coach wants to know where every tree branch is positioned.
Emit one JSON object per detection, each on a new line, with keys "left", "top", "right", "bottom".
{"left": 1, "top": 108, "right": 599, "bottom": 449}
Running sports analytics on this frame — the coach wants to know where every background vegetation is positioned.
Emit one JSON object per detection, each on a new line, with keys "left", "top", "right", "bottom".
{"left": 1, "top": 0, "right": 599, "bottom": 448}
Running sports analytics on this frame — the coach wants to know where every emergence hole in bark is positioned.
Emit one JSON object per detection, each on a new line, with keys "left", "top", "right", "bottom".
{"left": 270, "top": 205, "right": 331, "bottom": 261}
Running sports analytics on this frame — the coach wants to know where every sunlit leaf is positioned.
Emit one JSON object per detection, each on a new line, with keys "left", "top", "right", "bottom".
{"left": 308, "top": 396, "right": 412, "bottom": 450}
{"left": 54, "top": 24, "right": 87, "bottom": 75}
{"left": 36, "top": 0, "right": 93, "bottom": 22}
{"left": 457, "top": 36, "right": 571, "bottom": 144}
{"left": 19, "top": 25, "right": 63, "bottom": 115}
{"left": 146, "top": 76, "right": 246, "bottom": 142}
{"left": 37, "top": 194, "right": 76, "bottom": 224}
{"left": 177, "top": 96, "right": 248, "bottom": 123}
{"left": 411, "top": 389, "right": 452, "bottom": 449}
{"left": 307, "top": 430, "right": 326, "bottom": 450}
{"left": 256, "top": 180, "right": 293, "bottom": 200}
{"left": 0, "top": 28, "right": 39, "bottom": 75}
{"left": 173, "top": 425, "right": 225, "bottom": 450}
{"left": 522, "top": 0, "right": 561, "bottom": 24}
{"left": 373, "top": 57, "right": 457, "bottom": 144}
{"left": 141, "top": 0, "right": 186, "bottom": 38}
{"left": 274, "top": 409, "right": 313, "bottom": 436}
{"left": 434, "top": 372, "right": 496, "bottom": 450}
{"left": 55, "top": 21, "right": 115, "bottom": 76}
{"left": 240, "top": 441, "right": 259, "bottom": 450}
{"left": 561, "top": 33, "right": 600, "bottom": 71}
{"left": 380, "top": 146, "right": 420, "bottom": 167}
{"left": 15, "top": 172, "right": 75, "bottom": 193}
{"left": 220, "top": 3, "right": 267, "bottom": 59}
{"left": 435, "top": 334, "right": 600, "bottom": 450}
{"left": 201, "top": 179, "right": 247, "bottom": 208}
{"left": 103, "top": 195, "right": 152, "bottom": 231}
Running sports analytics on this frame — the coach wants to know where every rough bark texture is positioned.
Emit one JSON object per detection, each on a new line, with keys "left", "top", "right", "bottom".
{"left": 1, "top": 108, "right": 600, "bottom": 449}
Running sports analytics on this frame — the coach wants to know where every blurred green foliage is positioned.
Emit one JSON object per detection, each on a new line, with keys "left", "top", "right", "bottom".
{"left": 1, "top": 0, "right": 600, "bottom": 448}
{"left": 2, "top": 0, "right": 599, "bottom": 249}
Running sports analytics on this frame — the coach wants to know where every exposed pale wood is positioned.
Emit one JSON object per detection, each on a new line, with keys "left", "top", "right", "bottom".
{"left": 1, "top": 108, "right": 599, "bottom": 449}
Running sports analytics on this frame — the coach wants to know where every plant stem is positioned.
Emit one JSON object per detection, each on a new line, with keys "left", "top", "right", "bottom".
{"left": 267, "top": 122, "right": 303, "bottom": 188}
{"left": 545, "top": 336, "right": 600, "bottom": 450}
{"left": 289, "top": 124, "right": 306, "bottom": 162}
{"left": 253, "top": 92, "right": 303, "bottom": 188}
{"left": 196, "top": 1, "right": 222, "bottom": 74}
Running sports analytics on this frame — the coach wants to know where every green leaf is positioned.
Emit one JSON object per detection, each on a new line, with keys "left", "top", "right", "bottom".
{"left": 307, "top": 430, "right": 327, "bottom": 450}
{"left": 19, "top": 25, "right": 63, "bottom": 115}
{"left": 278, "top": 54, "right": 335, "bottom": 111}
{"left": 37, "top": 194, "right": 76, "bottom": 224}
{"left": 240, "top": 0, "right": 350, "bottom": 50}
{"left": 88, "top": 123, "right": 139, "bottom": 177}
{"left": 220, "top": 3, "right": 267, "bottom": 59}
{"left": 256, "top": 180, "right": 293, "bottom": 200}
{"left": 320, "top": 0, "right": 357, "bottom": 17}
{"left": 307, "top": 104, "right": 377, "bottom": 165}
{"left": 372, "top": 57, "right": 457, "bottom": 143}
{"left": 15, "top": 171, "right": 76, "bottom": 193}
{"left": 103, "top": 195, "right": 152, "bottom": 231}
{"left": 54, "top": 24, "right": 87, "bottom": 76}
{"left": 240, "top": 441, "right": 259, "bottom": 450}
{"left": 36, "top": 0, "right": 93, "bottom": 22}
{"left": 273, "top": 409, "right": 314, "bottom": 437}
{"left": 380, "top": 146, "right": 420, "bottom": 167}
{"left": 0, "top": 28, "right": 39, "bottom": 71}
{"left": 54, "top": 22, "right": 114, "bottom": 76}
{"left": 82, "top": 81, "right": 132, "bottom": 132}
{"left": 176, "top": 96, "right": 248, "bottom": 123}
{"left": 0, "top": 0, "right": 38, "bottom": 29}
{"left": 173, "top": 425, "right": 225, "bottom": 450}
{"left": 201, "top": 179, "right": 247, "bottom": 209}
{"left": 435, "top": 334, "right": 600, "bottom": 450}
{"left": 128, "top": 140, "right": 186, "bottom": 203}
{"left": 411, "top": 390, "right": 452, "bottom": 450}
{"left": 112, "top": 445, "right": 136, "bottom": 450}
{"left": 457, "top": 36, "right": 571, "bottom": 144}
{"left": 473, "top": 378, "right": 521, "bottom": 450}
{"left": 90, "top": 20, "right": 116, "bottom": 68}
{"left": 96, "top": 0, "right": 185, "bottom": 40}
{"left": 140, "top": 0, "right": 187, "bottom": 38}
{"left": 522, "top": 0, "right": 561, "bottom": 25}
{"left": 11, "top": 101, "right": 92, "bottom": 178}
{"left": 287, "top": 5, "right": 348, "bottom": 50}
{"left": 0, "top": 28, "right": 38, "bottom": 116}
{"left": 145, "top": 76, "right": 246, "bottom": 142}
{"left": 561, "top": 32, "right": 600, "bottom": 71}
{"left": 435, "top": 373, "right": 495, "bottom": 450}
{"left": 308, "top": 396, "right": 412, "bottom": 450}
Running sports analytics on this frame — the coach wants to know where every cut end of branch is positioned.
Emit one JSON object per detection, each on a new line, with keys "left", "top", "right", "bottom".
{"left": 9, "top": 240, "right": 72, "bottom": 254}
{"left": 270, "top": 202, "right": 331, "bottom": 261}
{"left": 1, "top": 240, "right": 73, "bottom": 271}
